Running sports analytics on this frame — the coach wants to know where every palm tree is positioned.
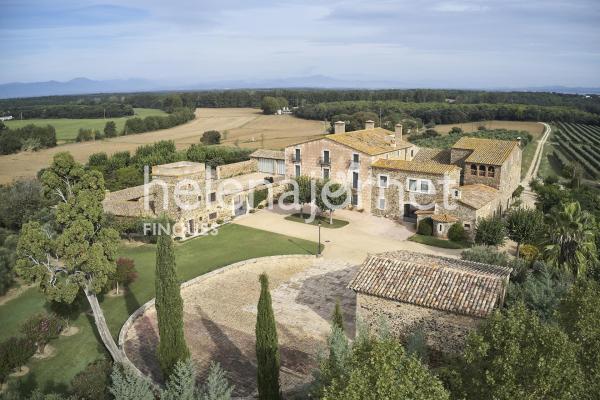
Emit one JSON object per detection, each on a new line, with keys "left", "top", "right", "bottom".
{"left": 544, "top": 201, "right": 598, "bottom": 278}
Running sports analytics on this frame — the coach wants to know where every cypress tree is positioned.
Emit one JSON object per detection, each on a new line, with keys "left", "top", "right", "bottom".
{"left": 255, "top": 273, "right": 281, "bottom": 400}
{"left": 155, "top": 231, "right": 189, "bottom": 378}
{"left": 332, "top": 298, "right": 345, "bottom": 333}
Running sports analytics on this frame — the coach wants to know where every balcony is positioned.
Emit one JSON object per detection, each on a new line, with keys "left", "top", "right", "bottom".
{"left": 319, "top": 157, "right": 331, "bottom": 167}
{"left": 290, "top": 154, "right": 301, "bottom": 163}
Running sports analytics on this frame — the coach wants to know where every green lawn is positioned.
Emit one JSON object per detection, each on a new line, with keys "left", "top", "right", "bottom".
{"left": 4, "top": 108, "right": 166, "bottom": 142}
{"left": 284, "top": 213, "right": 350, "bottom": 229}
{"left": 0, "top": 224, "right": 322, "bottom": 394}
{"left": 408, "top": 234, "right": 471, "bottom": 249}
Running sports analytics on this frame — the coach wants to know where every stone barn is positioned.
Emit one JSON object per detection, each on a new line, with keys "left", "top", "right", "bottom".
{"left": 348, "top": 251, "right": 511, "bottom": 356}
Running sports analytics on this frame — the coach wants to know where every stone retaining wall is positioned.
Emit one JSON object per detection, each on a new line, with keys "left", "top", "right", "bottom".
{"left": 217, "top": 159, "right": 258, "bottom": 179}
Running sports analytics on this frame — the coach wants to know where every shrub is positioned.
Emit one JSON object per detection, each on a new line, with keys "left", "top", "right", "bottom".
{"left": 417, "top": 218, "right": 433, "bottom": 236}
{"left": 71, "top": 359, "right": 113, "bottom": 400}
{"left": 519, "top": 244, "right": 539, "bottom": 263}
{"left": 107, "top": 257, "right": 137, "bottom": 294}
{"left": 0, "top": 337, "right": 36, "bottom": 383}
{"left": 0, "top": 247, "right": 15, "bottom": 296}
{"left": 20, "top": 313, "right": 64, "bottom": 353}
{"left": 461, "top": 245, "right": 509, "bottom": 266}
{"left": 449, "top": 127, "right": 463, "bottom": 134}
{"left": 253, "top": 188, "right": 269, "bottom": 208}
{"left": 512, "top": 185, "right": 524, "bottom": 198}
{"left": 448, "top": 223, "right": 467, "bottom": 242}
{"left": 201, "top": 130, "right": 221, "bottom": 145}
{"left": 75, "top": 128, "right": 98, "bottom": 142}
{"left": 216, "top": 218, "right": 224, "bottom": 225}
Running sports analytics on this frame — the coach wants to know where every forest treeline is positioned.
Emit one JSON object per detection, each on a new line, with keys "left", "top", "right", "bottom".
{"left": 0, "top": 103, "right": 134, "bottom": 119}
{"left": 294, "top": 100, "right": 600, "bottom": 125}
{"left": 1, "top": 88, "right": 599, "bottom": 118}
{"left": 0, "top": 122, "right": 56, "bottom": 155}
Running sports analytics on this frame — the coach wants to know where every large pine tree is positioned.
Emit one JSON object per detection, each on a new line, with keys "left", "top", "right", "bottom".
{"left": 155, "top": 231, "right": 189, "bottom": 378}
{"left": 255, "top": 273, "right": 281, "bottom": 400}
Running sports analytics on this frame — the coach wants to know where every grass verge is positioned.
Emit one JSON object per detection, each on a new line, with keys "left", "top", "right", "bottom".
{"left": 408, "top": 234, "right": 471, "bottom": 249}
{"left": 0, "top": 224, "right": 322, "bottom": 394}
{"left": 284, "top": 213, "right": 349, "bottom": 229}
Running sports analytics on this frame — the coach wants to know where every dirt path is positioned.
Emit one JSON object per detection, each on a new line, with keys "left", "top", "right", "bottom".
{"left": 0, "top": 108, "right": 324, "bottom": 184}
{"left": 520, "top": 122, "right": 551, "bottom": 208}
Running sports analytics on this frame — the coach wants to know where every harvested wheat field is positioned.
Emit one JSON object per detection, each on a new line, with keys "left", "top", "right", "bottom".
{"left": 435, "top": 120, "right": 545, "bottom": 138}
{"left": 0, "top": 108, "right": 325, "bottom": 184}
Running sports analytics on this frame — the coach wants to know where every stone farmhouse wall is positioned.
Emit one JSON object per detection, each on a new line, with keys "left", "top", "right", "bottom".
{"left": 217, "top": 159, "right": 257, "bottom": 179}
{"left": 356, "top": 292, "right": 482, "bottom": 355}
{"left": 284, "top": 138, "right": 377, "bottom": 212}
{"left": 498, "top": 146, "right": 522, "bottom": 204}
{"left": 370, "top": 168, "right": 461, "bottom": 221}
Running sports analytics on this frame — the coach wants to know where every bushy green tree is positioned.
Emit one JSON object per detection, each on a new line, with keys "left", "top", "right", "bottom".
{"left": 71, "top": 359, "right": 113, "bottom": 400}
{"left": 316, "top": 180, "right": 348, "bottom": 224}
{"left": 15, "top": 153, "right": 123, "bottom": 361}
{"left": 0, "top": 247, "right": 15, "bottom": 295}
{"left": 461, "top": 245, "right": 510, "bottom": 266}
{"left": 448, "top": 222, "right": 467, "bottom": 242}
{"left": 163, "top": 94, "right": 184, "bottom": 113}
{"left": 458, "top": 303, "right": 583, "bottom": 400}
{"left": 417, "top": 218, "right": 433, "bottom": 236}
{"left": 261, "top": 97, "right": 280, "bottom": 115}
{"left": 199, "top": 362, "right": 234, "bottom": 400}
{"left": 155, "top": 231, "right": 189, "bottom": 377}
{"left": 0, "top": 179, "right": 48, "bottom": 230}
{"left": 558, "top": 280, "right": 600, "bottom": 400}
{"left": 320, "top": 331, "right": 449, "bottom": 400}
{"left": 255, "top": 273, "right": 281, "bottom": 400}
{"left": 161, "top": 359, "right": 196, "bottom": 400}
{"left": 104, "top": 121, "right": 117, "bottom": 138}
{"left": 201, "top": 130, "right": 221, "bottom": 145}
{"left": 109, "top": 364, "right": 155, "bottom": 400}
{"left": 474, "top": 216, "right": 506, "bottom": 246}
{"left": 505, "top": 207, "right": 544, "bottom": 257}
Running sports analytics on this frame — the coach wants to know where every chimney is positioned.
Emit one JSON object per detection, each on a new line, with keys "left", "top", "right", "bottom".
{"left": 334, "top": 121, "right": 346, "bottom": 134}
{"left": 395, "top": 123, "right": 403, "bottom": 142}
{"left": 365, "top": 120, "right": 375, "bottom": 130}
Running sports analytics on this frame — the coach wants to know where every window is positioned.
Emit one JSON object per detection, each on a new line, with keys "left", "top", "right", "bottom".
{"left": 209, "top": 192, "right": 217, "bottom": 202}
{"left": 323, "top": 168, "right": 330, "bottom": 179}
{"left": 464, "top": 223, "right": 471, "bottom": 230}
{"left": 420, "top": 181, "right": 429, "bottom": 192}
{"left": 294, "top": 148, "right": 301, "bottom": 161}
{"left": 488, "top": 166, "right": 495, "bottom": 177}
{"left": 209, "top": 212, "right": 217, "bottom": 220}
{"left": 410, "top": 149, "right": 414, "bottom": 158}
{"left": 479, "top": 165, "right": 486, "bottom": 176}
{"left": 378, "top": 197, "right": 386, "bottom": 210}
{"left": 471, "top": 164, "right": 477, "bottom": 175}
{"left": 353, "top": 153, "right": 359, "bottom": 163}
{"left": 323, "top": 150, "right": 330, "bottom": 163}
{"left": 453, "top": 189, "right": 460, "bottom": 198}
{"left": 378, "top": 175, "right": 388, "bottom": 188}
{"left": 438, "top": 224, "right": 443, "bottom": 232}
{"left": 295, "top": 164, "right": 301, "bottom": 177}
{"left": 351, "top": 193, "right": 358, "bottom": 206}
{"left": 408, "top": 179, "right": 417, "bottom": 191}
{"left": 352, "top": 171, "right": 359, "bottom": 189}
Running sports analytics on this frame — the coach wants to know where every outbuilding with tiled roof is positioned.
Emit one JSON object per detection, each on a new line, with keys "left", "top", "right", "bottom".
{"left": 349, "top": 250, "right": 511, "bottom": 354}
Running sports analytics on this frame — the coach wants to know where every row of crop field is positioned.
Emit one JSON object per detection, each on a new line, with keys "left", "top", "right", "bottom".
{"left": 552, "top": 122, "right": 600, "bottom": 179}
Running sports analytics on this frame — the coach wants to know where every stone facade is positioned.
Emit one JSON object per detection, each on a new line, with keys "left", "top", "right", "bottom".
{"left": 370, "top": 167, "right": 461, "bottom": 222}
{"left": 356, "top": 293, "right": 482, "bottom": 354}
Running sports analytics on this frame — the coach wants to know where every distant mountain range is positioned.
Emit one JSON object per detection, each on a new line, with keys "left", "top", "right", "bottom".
{"left": 1, "top": 76, "right": 599, "bottom": 99}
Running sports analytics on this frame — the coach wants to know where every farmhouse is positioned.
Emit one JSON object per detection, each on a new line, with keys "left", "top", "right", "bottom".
{"left": 103, "top": 159, "right": 286, "bottom": 239}
{"left": 348, "top": 250, "right": 512, "bottom": 354}
{"left": 285, "top": 121, "right": 522, "bottom": 235}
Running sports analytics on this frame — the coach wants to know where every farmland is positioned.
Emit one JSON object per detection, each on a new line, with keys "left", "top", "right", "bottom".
{"left": 4, "top": 108, "right": 167, "bottom": 143}
{"left": 434, "top": 120, "right": 544, "bottom": 137}
{"left": 549, "top": 122, "right": 600, "bottom": 180}
{"left": 0, "top": 108, "right": 324, "bottom": 184}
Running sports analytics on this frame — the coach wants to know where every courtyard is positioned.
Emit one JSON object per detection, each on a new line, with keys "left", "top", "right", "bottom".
{"left": 122, "top": 255, "right": 357, "bottom": 397}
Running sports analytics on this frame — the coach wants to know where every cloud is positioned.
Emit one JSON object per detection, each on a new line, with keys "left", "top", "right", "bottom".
{"left": 431, "top": 1, "right": 489, "bottom": 13}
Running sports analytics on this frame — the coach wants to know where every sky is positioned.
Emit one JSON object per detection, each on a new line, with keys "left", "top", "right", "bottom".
{"left": 1, "top": 0, "right": 599, "bottom": 88}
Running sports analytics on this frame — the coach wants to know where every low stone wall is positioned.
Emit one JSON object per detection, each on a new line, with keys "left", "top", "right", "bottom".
{"left": 118, "top": 254, "right": 315, "bottom": 386}
{"left": 217, "top": 159, "right": 257, "bottom": 179}
{"left": 356, "top": 293, "right": 482, "bottom": 355}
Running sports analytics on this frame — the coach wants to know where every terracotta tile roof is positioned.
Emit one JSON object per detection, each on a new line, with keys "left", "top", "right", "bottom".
{"left": 458, "top": 184, "right": 499, "bottom": 209}
{"left": 431, "top": 213, "right": 459, "bottom": 223}
{"left": 452, "top": 137, "right": 519, "bottom": 166}
{"left": 348, "top": 251, "right": 512, "bottom": 318}
{"left": 372, "top": 159, "right": 461, "bottom": 175}
{"left": 250, "top": 149, "right": 285, "bottom": 160}
{"left": 413, "top": 148, "right": 451, "bottom": 164}
{"left": 326, "top": 127, "right": 413, "bottom": 155}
